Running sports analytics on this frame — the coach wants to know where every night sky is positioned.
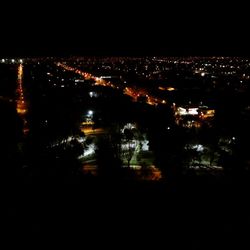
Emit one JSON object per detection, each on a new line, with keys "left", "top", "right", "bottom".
{"left": 1, "top": 2, "right": 249, "bottom": 57}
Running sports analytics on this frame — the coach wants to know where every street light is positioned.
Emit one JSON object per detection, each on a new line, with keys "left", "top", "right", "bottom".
{"left": 88, "top": 110, "right": 93, "bottom": 116}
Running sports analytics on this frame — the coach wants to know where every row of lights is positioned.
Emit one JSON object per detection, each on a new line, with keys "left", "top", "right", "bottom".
{"left": 1, "top": 59, "right": 23, "bottom": 63}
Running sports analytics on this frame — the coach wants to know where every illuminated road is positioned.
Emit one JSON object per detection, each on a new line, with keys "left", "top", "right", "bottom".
{"left": 57, "top": 62, "right": 167, "bottom": 106}
{"left": 16, "top": 64, "right": 29, "bottom": 134}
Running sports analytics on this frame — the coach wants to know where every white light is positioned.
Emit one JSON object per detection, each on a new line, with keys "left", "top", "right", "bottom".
{"left": 1, "top": 59, "right": 5, "bottom": 63}
{"left": 167, "top": 127, "right": 170, "bottom": 130}
{"left": 201, "top": 72, "right": 205, "bottom": 77}
{"left": 177, "top": 107, "right": 198, "bottom": 116}
{"left": 89, "top": 92, "right": 93, "bottom": 98}
{"left": 77, "top": 137, "right": 85, "bottom": 143}
{"left": 188, "top": 108, "right": 198, "bottom": 115}
{"left": 141, "top": 140, "right": 149, "bottom": 151}
{"left": 177, "top": 107, "right": 188, "bottom": 115}
{"left": 11, "top": 59, "right": 15, "bottom": 63}
{"left": 84, "top": 144, "right": 95, "bottom": 156}
{"left": 188, "top": 144, "right": 204, "bottom": 152}
{"left": 232, "top": 137, "right": 235, "bottom": 140}
{"left": 196, "top": 145, "right": 204, "bottom": 152}
{"left": 88, "top": 110, "right": 93, "bottom": 116}
{"left": 19, "top": 59, "right": 23, "bottom": 63}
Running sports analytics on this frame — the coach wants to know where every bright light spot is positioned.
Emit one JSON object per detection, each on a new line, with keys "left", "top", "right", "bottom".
{"left": 89, "top": 92, "right": 93, "bottom": 98}
{"left": 61, "top": 85, "right": 64, "bottom": 88}
{"left": 232, "top": 137, "right": 235, "bottom": 140}
{"left": 77, "top": 137, "right": 85, "bottom": 143}
{"left": 177, "top": 107, "right": 198, "bottom": 116}
{"left": 187, "top": 144, "right": 204, "bottom": 152}
{"left": 1, "top": 59, "right": 5, "bottom": 63}
{"left": 188, "top": 108, "right": 199, "bottom": 115}
{"left": 122, "top": 123, "right": 136, "bottom": 133}
{"left": 121, "top": 140, "right": 136, "bottom": 150}
{"left": 67, "top": 136, "right": 73, "bottom": 142}
{"left": 201, "top": 72, "right": 205, "bottom": 77}
{"left": 166, "top": 87, "right": 175, "bottom": 91}
{"left": 11, "top": 59, "right": 15, "bottom": 63}
{"left": 167, "top": 127, "right": 170, "bottom": 130}
{"left": 19, "top": 59, "right": 23, "bottom": 63}
{"left": 84, "top": 144, "right": 95, "bottom": 156}
{"left": 141, "top": 140, "right": 149, "bottom": 151}
{"left": 88, "top": 110, "right": 93, "bottom": 116}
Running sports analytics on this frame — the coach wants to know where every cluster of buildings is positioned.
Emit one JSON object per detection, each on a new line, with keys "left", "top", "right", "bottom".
{"left": 174, "top": 104, "right": 215, "bottom": 128}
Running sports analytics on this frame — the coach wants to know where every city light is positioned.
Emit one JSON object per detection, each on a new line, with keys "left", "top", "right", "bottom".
{"left": 177, "top": 107, "right": 199, "bottom": 116}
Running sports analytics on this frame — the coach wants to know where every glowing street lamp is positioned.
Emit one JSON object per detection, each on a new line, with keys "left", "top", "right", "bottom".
{"left": 88, "top": 110, "right": 93, "bottom": 116}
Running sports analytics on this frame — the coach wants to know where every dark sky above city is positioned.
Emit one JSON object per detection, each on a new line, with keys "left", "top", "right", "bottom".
{"left": 1, "top": 2, "right": 249, "bottom": 57}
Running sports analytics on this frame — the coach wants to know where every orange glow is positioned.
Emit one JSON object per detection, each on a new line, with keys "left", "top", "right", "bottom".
{"left": 167, "top": 87, "right": 175, "bottom": 91}
{"left": 158, "top": 86, "right": 166, "bottom": 90}
{"left": 16, "top": 64, "right": 29, "bottom": 134}
{"left": 158, "top": 86, "right": 176, "bottom": 91}
{"left": 57, "top": 62, "right": 167, "bottom": 107}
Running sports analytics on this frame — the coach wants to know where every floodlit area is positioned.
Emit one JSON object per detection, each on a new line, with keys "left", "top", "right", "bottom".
{"left": 78, "top": 143, "right": 96, "bottom": 159}
{"left": 176, "top": 107, "right": 199, "bottom": 116}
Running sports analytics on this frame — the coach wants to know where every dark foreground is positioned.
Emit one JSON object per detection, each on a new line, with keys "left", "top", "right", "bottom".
{"left": 3, "top": 176, "right": 250, "bottom": 249}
